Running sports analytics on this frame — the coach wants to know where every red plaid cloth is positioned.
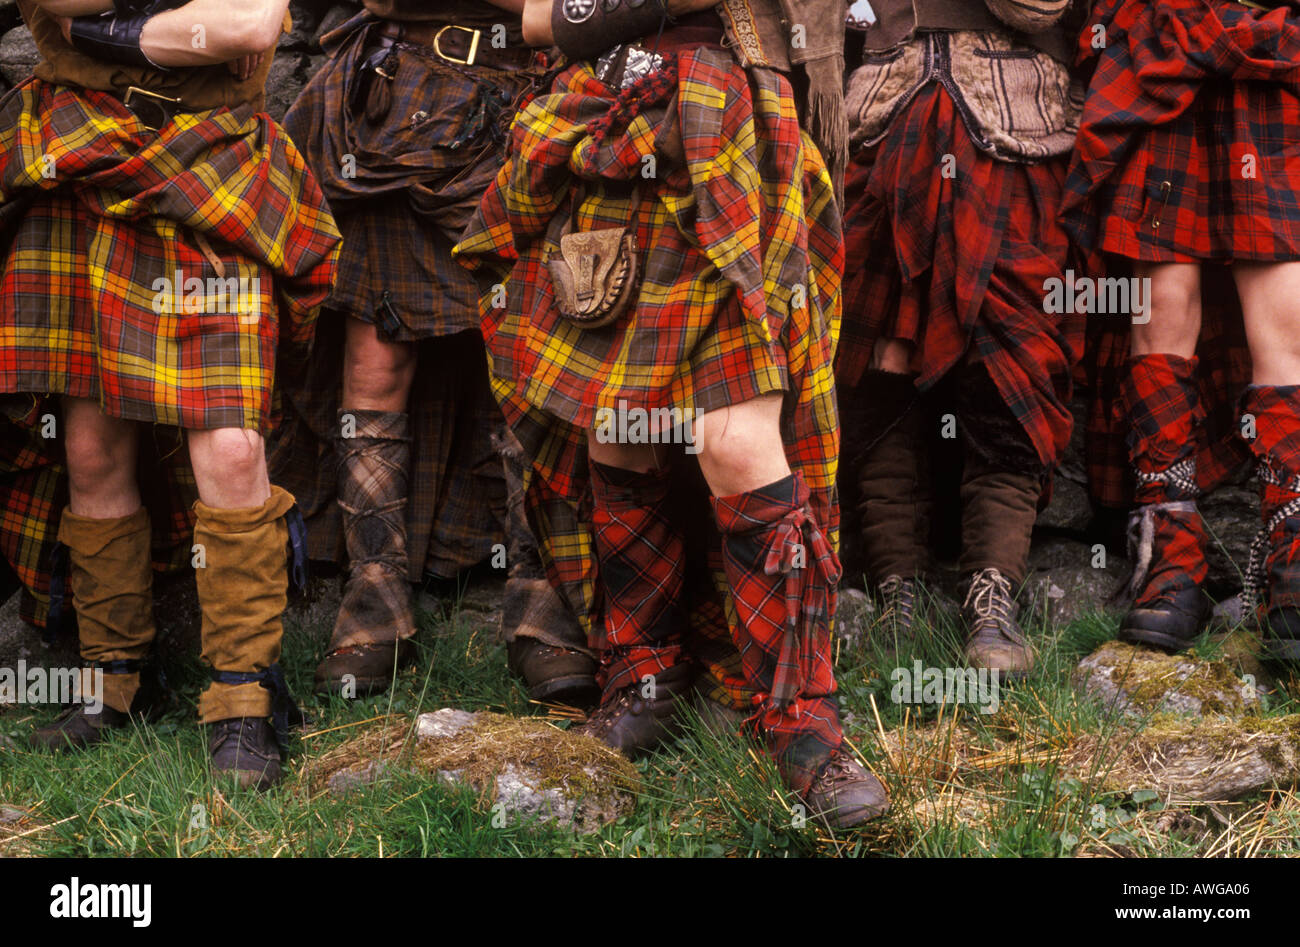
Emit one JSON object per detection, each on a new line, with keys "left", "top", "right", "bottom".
{"left": 714, "top": 472, "right": 842, "bottom": 792}
{"left": 455, "top": 46, "right": 843, "bottom": 731}
{"left": 1241, "top": 384, "right": 1300, "bottom": 612}
{"left": 840, "top": 84, "right": 1081, "bottom": 470}
{"left": 1120, "top": 353, "right": 1210, "bottom": 605}
{"left": 0, "top": 80, "right": 340, "bottom": 432}
{"left": 1061, "top": 0, "right": 1300, "bottom": 263}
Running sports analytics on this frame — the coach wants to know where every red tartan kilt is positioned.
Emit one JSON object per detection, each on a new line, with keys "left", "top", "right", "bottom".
{"left": 1071, "top": 0, "right": 1300, "bottom": 262}
{"left": 0, "top": 190, "right": 280, "bottom": 431}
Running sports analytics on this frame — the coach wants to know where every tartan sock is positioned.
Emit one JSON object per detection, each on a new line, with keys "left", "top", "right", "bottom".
{"left": 1241, "top": 385, "right": 1300, "bottom": 612}
{"left": 1119, "top": 354, "right": 1209, "bottom": 607}
{"left": 712, "top": 472, "right": 843, "bottom": 794}
{"left": 589, "top": 459, "right": 686, "bottom": 698}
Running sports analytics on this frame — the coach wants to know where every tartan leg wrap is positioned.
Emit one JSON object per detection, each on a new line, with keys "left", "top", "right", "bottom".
{"left": 712, "top": 472, "right": 844, "bottom": 794}
{"left": 590, "top": 459, "right": 686, "bottom": 698}
{"left": 331, "top": 409, "right": 416, "bottom": 652}
{"left": 55, "top": 506, "right": 157, "bottom": 714}
{"left": 1240, "top": 385, "right": 1300, "bottom": 613}
{"left": 1120, "top": 354, "right": 1209, "bottom": 606}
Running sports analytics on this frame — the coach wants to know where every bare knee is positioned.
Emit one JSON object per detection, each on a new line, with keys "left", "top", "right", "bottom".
{"left": 694, "top": 396, "right": 791, "bottom": 497}
{"left": 1132, "top": 262, "right": 1201, "bottom": 357}
{"left": 342, "top": 318, "right": 416, "bottom": 408}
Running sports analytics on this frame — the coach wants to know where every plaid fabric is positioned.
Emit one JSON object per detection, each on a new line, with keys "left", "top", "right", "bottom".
{"left": 270, "top": 323, "right": 506, "bottom": 580}
{"left": 589, "top": 460, "right": 685, "bottom": 695}
{"left": 1121, "top": 353, "right": 1210, "bottom": 606}
{"left": 455, "top": 46, "right": 843, "bottom": 726}
{"left": 1241, "top": 384, "right": 1300, "bottom": 611}
{"left": 0, "top": 80, "right": 340, "bottom": 432}
{"left": 713, "top": 472, "right": 841, "bottom": 793}
{"left": 1061, "top": 0, "right": 1300, "bottom": 263}
{"left": 839, "top": 84, "right": 1081, "bottom": 471}
{"left": 283, "top": 12, "right": 548, "bottom": 336}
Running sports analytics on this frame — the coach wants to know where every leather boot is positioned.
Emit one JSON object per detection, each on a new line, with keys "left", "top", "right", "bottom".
{"left": 1117, "top": 354, "right": 1209, "bottom": 651}
{"left": 195, "top": 486, "right": 301, "bottom": 790}
{"left": 316, "top": 409, "right": 417, "bottom": 696}
{"left": 802, "top": 746, "right": 891, "bottom": 829}
{"left": 30, "top": 507, "right": 155, "bottom": 751}
{"left": 957, "top": 451, "right": 1040, "bottom": 678}
{"left": 498, "top": 427, "right": 597, "bottom": 705}
{"left": 1241, "top": 384, "right": 1300, "bottom": 663}
{"left": 852, "top": 369, "right": 931, "bottom": 640}
{"left": 573, "top": 661, "right": 693, "bottom": 756}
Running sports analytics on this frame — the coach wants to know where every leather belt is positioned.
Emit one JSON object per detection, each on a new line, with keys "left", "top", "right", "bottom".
{"left": 119, "top": 85, "right": 192, "bottom": 131}
{"left": 377, "top": 21, "right": 535, "bottom": 70}
{"left": 596, "top": 24, "right": 724, "bottom": 90}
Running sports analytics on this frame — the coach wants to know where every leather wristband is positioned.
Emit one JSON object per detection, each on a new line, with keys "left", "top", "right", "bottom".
{"left": 69, "top": 11, "right": 168, "bottom": 70}
{"left": 551, "top": 0, "right": 671, "bottom": 62}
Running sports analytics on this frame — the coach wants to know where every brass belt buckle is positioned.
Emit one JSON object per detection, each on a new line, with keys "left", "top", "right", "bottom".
{"left": 122, "top": 85, "right": 183, "bottom": 131}
{"left": 433, "top": 24, "right": 480, "bottom": 66}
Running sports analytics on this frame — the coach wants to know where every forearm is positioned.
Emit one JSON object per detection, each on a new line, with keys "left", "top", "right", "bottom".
{"left": 521, "top": 0, "right": 552, "bottom": 45}
{"left": 32, "top": 0, "right": 114, "bottom": 15}
{"left": 138, "top": 0, "right": 288, "bottom": 65}
{"left": 484, "top": 0, "right": 526, "bottom": 14}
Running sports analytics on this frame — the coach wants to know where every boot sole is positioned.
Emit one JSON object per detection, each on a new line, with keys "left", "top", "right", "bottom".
{"left": 527, "top": 675, "right": 600, "bottom": 706}
{"left": 1118, "top": 625, "right": 1198, "bottom": 654}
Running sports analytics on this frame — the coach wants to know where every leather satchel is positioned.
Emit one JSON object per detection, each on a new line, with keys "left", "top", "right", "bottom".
{"left": 547, "top": 190, "right": 641, "bottom": 329}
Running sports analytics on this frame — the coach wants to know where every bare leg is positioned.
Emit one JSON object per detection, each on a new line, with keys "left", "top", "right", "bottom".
{"left": 63, "top": 396, "right": 140, "bottom": 517}
{"left": 341, "top": 316, "right": 417, "bottom": 411}
{"left": 1131, "top": 261, "right": 1201, "bottom": 358}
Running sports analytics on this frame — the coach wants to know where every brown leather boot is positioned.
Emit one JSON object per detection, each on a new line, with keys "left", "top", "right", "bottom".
{"left": 802, "top": 746, "right": 891, "bottom": 829}
{"left": 30, "top": 507, "right": 157, "bottom": 750}
{"left": 499, "top": 428, "right": 598, "bottom": 705}
{"left": 961, "top": 567, "right": 1033, "bottom": 679}
{"left": 574, "top": 662, "right": 693, "bottom": 756}
{"left": 316, "top": 409, "right": 417, "bottom": 696}
{"left": 194, "top": 487, "right": 300, "bottom": 789}
{"left": 30, "top": 703, "right": 131, "bottom": 752}
{"left": 208, "top": 717, "right": 282, "bottom": 791}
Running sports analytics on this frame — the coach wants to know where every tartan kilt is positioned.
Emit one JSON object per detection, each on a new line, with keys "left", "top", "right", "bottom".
{"left": 455, "top": 47, "right": 843, "bottom": 710}
{"left": 839, "top": 83, "right": 1082, "bottom": 471}
{"left": 0, "top": 79, "right": 339, "bottom": 628}
{"left": 1061, "top": 0, "right": 1300, "bottom": 263}
{"left": 0, "top": 80, "right": 340, "bottom": 432}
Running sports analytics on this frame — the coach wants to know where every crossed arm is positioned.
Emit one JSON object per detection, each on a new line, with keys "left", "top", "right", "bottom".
{"left": 32, "top": 0, "right": 290, "bottom": 75}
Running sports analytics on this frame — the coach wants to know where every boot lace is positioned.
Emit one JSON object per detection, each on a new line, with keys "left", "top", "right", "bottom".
{"left": 962, "top": 568, "right": 1024, "bottom": 644}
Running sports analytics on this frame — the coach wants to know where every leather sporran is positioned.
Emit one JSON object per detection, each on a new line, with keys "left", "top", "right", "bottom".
{"left": 547, "top": 189, "right": 642, "bottom": 329}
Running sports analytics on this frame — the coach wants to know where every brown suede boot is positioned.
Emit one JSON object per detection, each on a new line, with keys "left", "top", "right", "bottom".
{"left": 195, "top": 486, "right": 300, "bottom": 790}
{"left": 498, "top": 427, "right": 598, "bottom": 705}
{"left": 853, "top": 369, "right": 931, "bottom": 642}
{"left": 30, "top": 507, "right": 155, "bottom": 751}
{"left": 315, "top": 409, "right": 417, "bottom": 696}
{"left": 958, "top": 465, "right": 1041, "bottom": 679}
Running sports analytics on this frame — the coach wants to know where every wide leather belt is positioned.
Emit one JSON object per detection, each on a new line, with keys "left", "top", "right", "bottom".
{"left": 377, "top": 21, "right": 534, "bottom": 69}
{"left": 118, "top": 85, "right": 193, "bottom": 131}
{"left": 595, "top": 24, "right": 724, "bottom": 90}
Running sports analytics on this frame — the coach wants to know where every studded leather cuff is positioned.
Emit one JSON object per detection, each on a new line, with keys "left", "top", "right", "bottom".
{"left": 551, "top": 0, "right": 670, "bottom": 63}
{"left": 69, "top": 11, "right": 168, "bottom": 70}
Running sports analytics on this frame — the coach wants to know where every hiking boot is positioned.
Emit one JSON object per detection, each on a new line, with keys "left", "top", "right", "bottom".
{"left": 692, "top": 686, "right": 748, "bottom": 738}
{"left": 1119, "top": 582, "right": 1208, "bottom": 653}
{"left": 874, "top": 574, "right": 918, "bottom": 649}
{"left": 801, "top": 747, "right": 890, "bottom": 829}
{"left": 314, "top": 639, "right": 417, "bottom": 697}
{"left": 574, "top": 663, "right": 692, "bottom": 757}
{"left": 209, "top": 717, "right": 282, "bottom": 791}
{"left": 29, "top": 703, "right": 130, "bottom": 752}
{"left": 961, "top": 567, "right": 1033, "bottom": 679}
{"left": 506, "top": 637, "right": 599, "bottom": 706}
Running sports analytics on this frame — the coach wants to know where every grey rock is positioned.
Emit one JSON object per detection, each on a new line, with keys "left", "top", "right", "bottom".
{"left": 0, "top": 805, "right": 26, "bottom": 824}
{"left": 261, "top": 52, "right": 309, "bottom": 123}
{"left": 1023, "top": 564, "right": 1124, "bottom": 629}
{"left": 1074, "top": 640, "right": 1258, "bottom": 718}
{"left": 415, "top": 707, "right": 477, "bottom": 741}
{"left": 1035, "top": 475, "right": 1092, "bottom": 533}
{"left": 0, "top": 26, "right": 37, "bottom": 88}
{"left": 835, "top": 587, "right": 873, "bottom": 642}
{"left": 326, "top": 759, "right": 391, "bottom": 794}
{"left": 313, "top": 4, "right": 356, "bottom": 46}
{"left": 1201, "top": 484, "right": 1257, "bottom": 593}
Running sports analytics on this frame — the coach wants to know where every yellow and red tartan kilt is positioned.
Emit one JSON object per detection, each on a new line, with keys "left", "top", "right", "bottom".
{"left": 0, "top": 80, "right": 340, "bottom": 433}
{"left": 456, "top": 47, "right": 843, "bottom": 710}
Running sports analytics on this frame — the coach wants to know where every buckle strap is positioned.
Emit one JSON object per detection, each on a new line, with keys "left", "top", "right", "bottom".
{"left": 89, "top": 659, "right": 143, "bottom": 674}
{"left": 286, "top": 503, "right": 309, "bottom": 596}
{"left": 45, "top": 542, "right": 70, "bottom": 646}
{"left": 210, "top": 663, "right": 296, "bottom": 753}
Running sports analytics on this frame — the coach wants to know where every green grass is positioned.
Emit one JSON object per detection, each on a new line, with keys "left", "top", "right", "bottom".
{"left": 2, "top": 579, "right": 1300, "bottom": 858}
